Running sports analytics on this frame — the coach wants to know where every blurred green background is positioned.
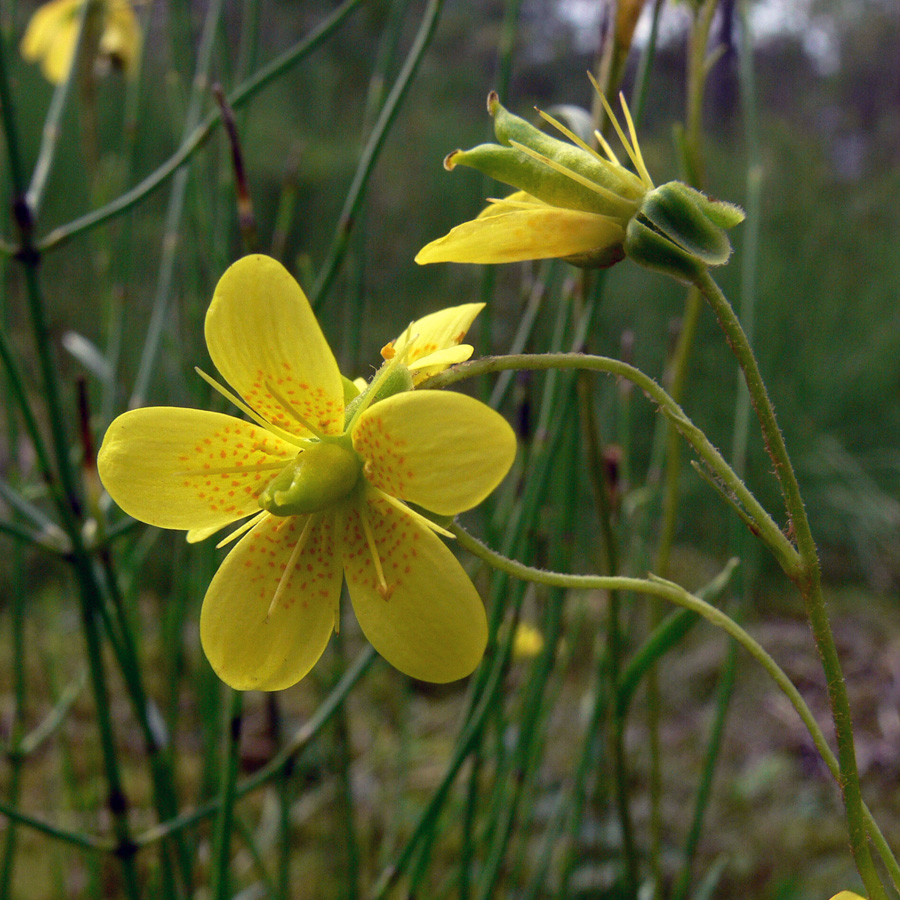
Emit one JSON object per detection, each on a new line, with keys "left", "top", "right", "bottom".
{"left": 2, "top": 1, "right": 899, "bottom": 898}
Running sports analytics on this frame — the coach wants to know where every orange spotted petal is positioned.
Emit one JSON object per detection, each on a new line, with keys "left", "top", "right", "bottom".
{"left": 205, "top": 255, "right": 345, "bottom": 438}
{"left": 352, "top": 390, "right": 516, "bottom": 516}
{"left": 98, "top": 407, "right": 297, "bottom": 533}
{"left": 200, "top": 512, "right": 342, "bottom": 691}
{"left": 341, "top": 492, "right": 487, "bottom": 682}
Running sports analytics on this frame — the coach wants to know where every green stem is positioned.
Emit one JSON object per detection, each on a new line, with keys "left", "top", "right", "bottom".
{"left": 450, "top": 524, "right": 896, "bottom": 887}
{"left": 35, "top": 0, "right": 368, "bottom": 253}
{"left": 692, "top": 268, "right": 889, "bottom": 900}
{"left": 423, "top": 353, "right": 797, "bottom": 571}
{"left": 135, "top": 645, "right": 377, "bottom": 846}
{"left": 25, "top": 0, "right": 93, "bottom": 218}
{"left": 311, "top": 0, "right": 444, "bottom": 306}
{"left": 210, "top": 690, "right": 243, "bottom": 900}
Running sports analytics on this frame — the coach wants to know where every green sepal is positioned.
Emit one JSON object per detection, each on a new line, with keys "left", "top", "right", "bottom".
{"left": 258, "top": 442, "right": 362, "bottom": 517}
{"left": 342, "top": 375, "right": 361, "bottom": 404}
{"left": 447, "top": 144, "right": 635, "bottom": 219}
{"left": 638, "top": 182, "right": 737, "bottom": 266}
{"left": 624, "top": 217, "right": 705, "bottom": 284}
{"left": 343, "top": 363, "right": 413, "bottom": 426}
{"left": 562, "top": 243, "right": 626, "bottom": 270}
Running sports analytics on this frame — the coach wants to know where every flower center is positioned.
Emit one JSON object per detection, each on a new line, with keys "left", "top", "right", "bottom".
{"left": 258, "top": 441, "right": 362, "bottom": 517}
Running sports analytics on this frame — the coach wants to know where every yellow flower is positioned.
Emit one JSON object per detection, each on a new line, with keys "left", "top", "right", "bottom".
{"left": 98, "top": 255, "right": 516, "bottom": 691}
{"left": 416, "top": 83, "right": 652, "bottom": 269}
{"left": 21, "top": 0, "right": 141, "bottom": 85}
{"left": 512, "top": 621, "right": 544, "bottom": 660}
{"left": 416, "top": 79, "right": 744, "bottom": 280}
{"left": 379, "top": 302, "right": 484, "bottom": 382}
{"left": 829, "top": 894, "right": 866, "bottom": 900}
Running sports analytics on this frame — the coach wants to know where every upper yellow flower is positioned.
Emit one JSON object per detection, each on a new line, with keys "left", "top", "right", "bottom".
{"left": 829, "top": 894, "right": 866, "bottom": 900}
{"left": 21, "top": 0, "right": 141, "bottom": 85}
{"left": 416, "top": 84, "right": 652, "bottom": 269}
{"left": 416, "top": 79, "right": 745, "bottom": 281}
{"left": 98, "top": 255, "right": 516, "bottom": 690}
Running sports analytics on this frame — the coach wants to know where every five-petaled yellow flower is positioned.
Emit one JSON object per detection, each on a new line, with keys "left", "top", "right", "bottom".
{"left": 21, "top": 0, "right": 141, "bottom": 85}
{"left": 98, "top": 255, "right": 516, "bottom": 690}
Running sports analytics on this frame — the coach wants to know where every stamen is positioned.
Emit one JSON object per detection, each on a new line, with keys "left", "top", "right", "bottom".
{"left": 266, "top": 515, "right": 316, "bottom": 621}
{"left": 508, "top": 141, "right": 635, "bottom": 213}
{"left": 617, "top": 91, "right": 654, "bottom": 189}
{"left": 358, "top": 504, "right": 394, "bottom": 600}
{"left": 593, "top": 129, "right": 621, "bottom": 166}
{"left": 263, "top": 379, "right": 329, "bottom": 440}
{"left": 536, "top": 107, "right": 608, "bottom": 166}
{"left": 371, "top": 487, "right": 455, "bottom": 538}
{"left": 586, "top": 75, "right": 654, "bottom": 190}
{"left": 174, "top": 461, "right": 288, "bottom": 477}
{"left": 216, "top": 511, "right": 267, "bottom": 549}
{"left": 194, "top": 368, "right": 305, "bottom": 447}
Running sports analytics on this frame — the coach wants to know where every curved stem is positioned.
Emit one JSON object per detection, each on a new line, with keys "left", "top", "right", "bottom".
{"left": 36, "top": 0, "right": 368, "bottom": 253}
{"left": 453, "top": 523, "right": 899, "bottom": 892}
{"left": 692, "top": 267, "right": 888, "bottom": 900}
{"left": 423, "top": 353, "right": 797, "bottom": 571}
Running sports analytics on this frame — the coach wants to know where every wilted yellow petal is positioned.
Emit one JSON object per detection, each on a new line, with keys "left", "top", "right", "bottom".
{"left": 393, "top": 302, "right": 484, "bottom": 365}
{"left": 342, "top": 493, "right": 487, "bottom": 682}
{"left": 100, "top": 0, "right": 141, "bottom": 76}
{"left": 415, "top": 207, "right": 624, "bottom": 265}
{"left": 98, "top": 407, "right": 296, "bottom": 532}
{"left": 408, "top": 344, "right": 474, "bottom": 382}
{"left": 200, "top": 513, "right": 341, "bottom": 691}
{"left": 21, "top": 0, "right": 81, "bottom": 84}
{"left": 205, "top": 255, "right": 345, "bottom": 438}
{"left": 353, "top": 390, "right": 515, "bottom": 516}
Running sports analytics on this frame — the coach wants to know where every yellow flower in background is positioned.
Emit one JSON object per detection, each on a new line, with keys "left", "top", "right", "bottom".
{"left": 416, "top": 82, "right": 652, "bottom": 269}
{"left": 382, "top": 302, "right": 484, "bottom": 384}
{"left": 828, "top": 894, "right": 866, "bottom": 900}
{"left": 21, "top": 0, "right": 141, "bottom": 85}
{"left": 512, "top": 621, "right": 544, "bottom": 660}
{"left": 98, "top": 255, "right": 516, "bottom": 691}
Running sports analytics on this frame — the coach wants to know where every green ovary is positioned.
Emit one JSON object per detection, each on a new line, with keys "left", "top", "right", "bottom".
{"left": 258, "top": 441, "right": 362, "bottom": 516}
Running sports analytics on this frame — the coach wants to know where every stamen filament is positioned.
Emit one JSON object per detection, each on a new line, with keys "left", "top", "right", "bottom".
{"left": 266, "top": 515, "right": 317, "bottom": 620}
{"left": 174, "top": 461, "right": 288, "bottom": 477}
{"left": 358, "top": 504, "right": 392, "bottom": 599}
{"left": 216, "top": 511, "right": 267, "bottom": 549}
{"left": 194, "top": 368, "right": 306, "bottom": 447}
{"left": 617, "top": 92, "right": 654, "bottom": 188}
{"left": 593, "top": 129, "right": 622, "bottom": 166}
{"left": 264, "top": 380, "right": 329, "bottom": 440}
{"left": 371, "top": 487, "right": 454, "bottom": 538}
{"left": 536, "top": 108, "right": 608, "bottom": 165}
{"left": 508, "top": 141, "right": 636, "bottom": 215}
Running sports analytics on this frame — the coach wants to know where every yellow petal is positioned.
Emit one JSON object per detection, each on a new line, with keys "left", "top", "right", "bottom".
{"left": 21, "top": 0, "right": 81, "bottom": 84}
{"left": 476, "top": 191, "right": 541, "bottom": 219}
{"left": 100, "top": 0, "right": 141, "bottom": 76}
{"left": 828, "top": 894, "right": 866, "bottom": 900}
{"left": 415, "top": 207, "right": 624, "bottom": 265}
{"left": 408, "top": 344, "right": 474, "bottom": 383}
{"left": 200, "top": 513, "right": 341, "bottom": 690}
{"left": 393, "top": 302, "right": 484, "bottom": 366}
{"left": 342, "top": 493, "right": 487, "bottom": 682}
{"left": 205, "top": 255, "right": 345, "bottom": 438}
{"left": 98, "top": 407, "right": 296, "bottom": 532}
{"left": 353, "top": 390, "right": 515, "bottom": 515}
